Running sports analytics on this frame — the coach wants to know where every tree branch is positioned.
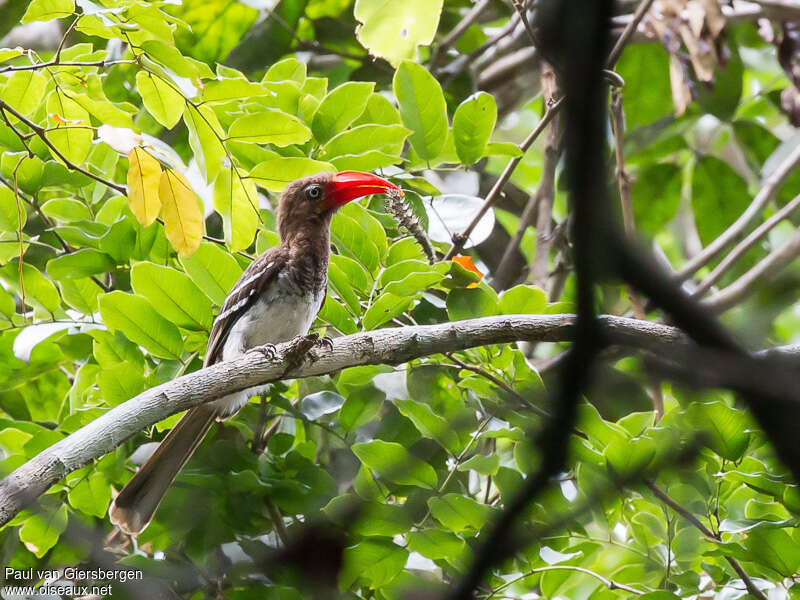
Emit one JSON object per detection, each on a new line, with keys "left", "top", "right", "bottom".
{"left": 443, "top": 96, "right": 564, "bottom": 260}
{"left": 702, "top": 227, "right": 800, "bottom": 312}
{"left": 694, "top": 192, "right": 800, "bottom": 297}
{"left": 0, "top": 314, "right": 699, "bottom": 527}
{"left": 647, "top": 482, "right": 767, "bottom": 600}
{"left": 674, "top": 140, "right": 800, "bottom": 281}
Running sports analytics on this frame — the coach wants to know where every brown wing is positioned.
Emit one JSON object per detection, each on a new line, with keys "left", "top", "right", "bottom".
{"left": 204, "top": 246, "right": 288, "bottom": 366}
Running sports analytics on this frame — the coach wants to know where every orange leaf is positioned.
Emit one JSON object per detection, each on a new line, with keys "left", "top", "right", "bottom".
{"left": 452, "top": 255, "right": 483, "bottom": 288}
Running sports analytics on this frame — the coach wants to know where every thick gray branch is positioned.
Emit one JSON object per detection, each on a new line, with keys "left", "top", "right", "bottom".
{"left": 0, "top": 314, "right": 696, "bottom": 527}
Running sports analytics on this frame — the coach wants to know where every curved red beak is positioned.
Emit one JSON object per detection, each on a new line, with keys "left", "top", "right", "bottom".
{"left": 324, "top": 171, "right": 400, "bottom": 209}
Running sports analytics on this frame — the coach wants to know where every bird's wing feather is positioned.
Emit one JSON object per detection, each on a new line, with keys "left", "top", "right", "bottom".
{"left": 204, "top": 247, "right": 287, "bottom": 366}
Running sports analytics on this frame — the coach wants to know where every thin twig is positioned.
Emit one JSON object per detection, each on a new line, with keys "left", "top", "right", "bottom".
{"left": 0, "top": 100, "right": 126, "bottom": 194}
{"left": 529, "top": 104, "right": 562, "bottom": 288}
{"left": 446, "top": 353, "right": 550, "bottom": 418}
{"left": 702, "top": 227, "right": 800, "bottom": 313}
{"left": 693, "top": 192, "right": 800, "bottom": 297}
{"left": 646, "top": 482, "right": 767, "bottom": 600}
{"left": 488, "top": 564, "right": 646, "bottom": 597}
{"left": 443, "top": 96, "right": 564, "bottom": 260}
{"left": 606, "top": 0, "right": 656, "bottom": 67}
{"left": 431, "top": 0, "right": 492, "bottom": 68}
{"left": 675, "top": 141, "right": 800, "bottom": 281}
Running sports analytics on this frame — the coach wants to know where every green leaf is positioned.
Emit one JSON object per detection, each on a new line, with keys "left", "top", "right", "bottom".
{"left": 46, "top": 90, "right": 93, "bottom": 165}
{"left": 363, "top": 292, "right": 412, "bottom": 329}
{"left": 0, "top": 262, "right": 60, "bottom": 313}
{"left": 312, "top": 81, "right": 374, "bottom": 143}
{"left": 19, "top": 504, "right": 68, "bottom": 557}
{"left": 0, "top": 153, "right": 44, "bottom": 195}
{"left": 687, "top": 400, "right": 751, "bottom": 461}
{"left": 691, "top": 156, "right": 750, "bottom": 246}
{"left": 264, "top": 57, "right": 307, "bottom": 83}
{"left": 318, "top": 296, "right": 358, "bottom": 334}
{"left": 339, "top": 386, "right": 384, "bottom": 431}
{"left": 319, "top": 123, "right": 409, "bottom": 159}
{"left": 632, "top": 163, "right": 682, "bottom": 235}
{"left": 21, "top": 0, "right": 74, "bottom": 23}
{"left": 184, "top": 103, "right": 225, "bottom": 183}
{"left": 3, "top": 72, "right": 47, "bottom": 117}
{"left": 458, "top": 453, "right": 499, "bottom": 476}
{"left": 393, "top": 61, "right": 448, "bottom": 160}
{"left": 615, "top": 43, "right": 672, "bottom": 129}
{"left": 98, "top": 361, "right": 146, "bottom": 406}
{"left": 447, "top": 286, "right": 499, "bottom": 320}
{"left": 202, "top": 78, "right": 266, "bottom": 103}
{"left": 249, "top": 157, "right": 335, "bottom": 192}
{"left": 228, "top": 109, "right": 311, "bottom": 146}
{"left": 745, "top": 528, "right": 800, "bottom": 576}
{"left": 67, "top": 470, "right": 111, "bottom": 518}
{"left": 354, "top": 0, "right": 443, "bottom": 67}
{"left": 56, "top": 278, "right": 100, "bottom": 315}
{"left": 453, "top": 92, "right": 497, "bottom": 164}
{"left": 136, "top": 71, "right": 184, "bottom": 129}
{"left": 41, "top": 198, "right": 91, "bottom": 222}
{"left": 407, "top": 529, "right": 467, "bottom": 561}
{"left": 354, "top": 93, "right": 402, "bottom": 126}
{"left": 141, "top": 40, "right": 214, "bottom": 80}
{"left": 339, "top": 539, "right": 408, "bottom": 590}
{"left": 604, "top": 435, "right": 655, "bottom": 477}
{"left": 331, "top": 212, "right": 381, "bottom": 274}
{"left": 99, "top": 291, "right": 183, "bottom": 359}
{"left": 213, "top": 168, "right": 259, "bottom": 251}
{"left": 498, "top": 285, "right": 547, "bottom": 314}
{"left": 0, "top": 186, "right": 26, "bottom": 232}
{"left": 179, "top": 242, "right": 243, "bottom": 305}
{"left": 352, "top": 440, "right": 437, "bottom": 489}
{"left": 428, "top": 493, "right": 492, "bottom": 532}
{"left": 46, "top": 249, "right": 114, "bottom": 280}
{"left": 394, "top": 398, "right": 460, "bottom": 453}
{"left": 131, "top": 262, "right": 213, "bottom": 331}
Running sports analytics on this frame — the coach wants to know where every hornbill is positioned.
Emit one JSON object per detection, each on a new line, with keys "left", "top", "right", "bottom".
{"left": 109, "top": 171, "right": 399, "bottom": 534}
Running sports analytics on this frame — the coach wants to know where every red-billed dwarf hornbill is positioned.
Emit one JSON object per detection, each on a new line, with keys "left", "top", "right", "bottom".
{"left": 110, "top": 171, "right": 399, "bottom": 534}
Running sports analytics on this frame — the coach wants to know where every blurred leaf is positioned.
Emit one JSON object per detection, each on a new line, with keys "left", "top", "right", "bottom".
{"left": 352, "top": 440, "right": 437, "bottom": 489}
{"left": 21, "top": 0, "right": 73, "bottom": 23}
{"left": 691, "top": 156, "right": 749, "bottom": 246}
{"left": 354, "top": 0, "right": 443, "bottom": 67}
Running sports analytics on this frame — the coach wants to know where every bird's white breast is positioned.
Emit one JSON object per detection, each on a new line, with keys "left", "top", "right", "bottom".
{"left": 212, "top": 272, "right": 325, "bottom": 418}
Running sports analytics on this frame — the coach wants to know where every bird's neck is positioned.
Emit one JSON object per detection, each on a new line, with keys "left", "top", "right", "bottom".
{"left": 280, "top": 216, "right": 332, "bottom": 292}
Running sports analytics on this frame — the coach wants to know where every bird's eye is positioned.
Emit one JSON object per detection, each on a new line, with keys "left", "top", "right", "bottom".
{"left": 306, "top": 185, "right": 322, "bottom": 200}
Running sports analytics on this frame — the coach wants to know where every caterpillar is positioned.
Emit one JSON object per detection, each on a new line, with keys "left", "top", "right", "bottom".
{"left": 383, "top": 187, "right": 437, "bottom": 264}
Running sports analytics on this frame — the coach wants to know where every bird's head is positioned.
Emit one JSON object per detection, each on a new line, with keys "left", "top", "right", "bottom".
{"left": 277, "top": 171, "right": 399, "bottom": 241}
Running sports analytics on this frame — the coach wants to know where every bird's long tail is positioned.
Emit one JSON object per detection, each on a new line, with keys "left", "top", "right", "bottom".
{"left": 109, "top": 404, "right": 217, "bottom": 534}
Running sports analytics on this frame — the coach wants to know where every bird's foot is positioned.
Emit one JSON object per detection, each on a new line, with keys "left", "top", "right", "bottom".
{"left": 250, "top": 343, "right": 278, "bottom": 361}
{"left": 316, "top": 335, "right": 334, "bottom": 352}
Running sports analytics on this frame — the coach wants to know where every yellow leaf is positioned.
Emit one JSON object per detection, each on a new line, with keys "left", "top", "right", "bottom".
{"left": 127, "top": 147, "right": 162, "bottom": 226}
{"left": 159, "top": 168, "right": 203, "bottom": 257}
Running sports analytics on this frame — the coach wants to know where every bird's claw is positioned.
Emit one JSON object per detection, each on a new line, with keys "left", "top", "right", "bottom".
{"left": 251, "top": 343, "right": 277, "bottom": 361}
{"left": 316, "top": 335, "right": 334, "bottom": 352}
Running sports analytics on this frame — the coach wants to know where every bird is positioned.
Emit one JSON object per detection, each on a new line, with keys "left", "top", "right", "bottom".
{"left": 109, "top": 170, "right": 399, "bottom": 534}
